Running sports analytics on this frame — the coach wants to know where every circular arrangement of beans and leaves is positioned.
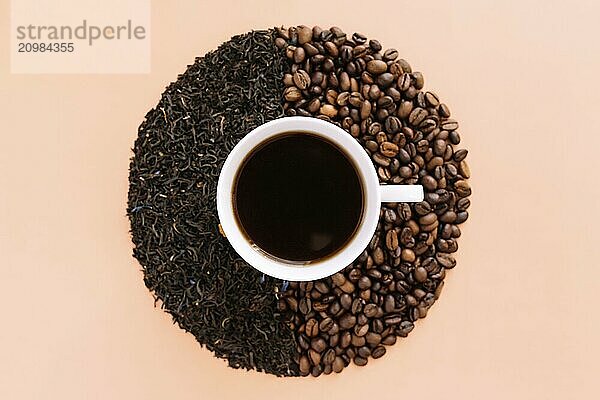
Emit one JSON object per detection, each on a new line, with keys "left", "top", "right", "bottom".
{"left": 127, "top": 26, "right": 471, "bottom": 377}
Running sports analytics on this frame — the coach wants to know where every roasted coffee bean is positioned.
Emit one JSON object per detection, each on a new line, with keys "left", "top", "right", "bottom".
{"left": 371, "top": 346, "right": 386, "bottom": 359}
{"left": 283, "top": 73, "right": 294, "bottom": 87}
{"left": 325, "top": 89, "right": 338, "bottom": 105}
{"left": 313, "top": 301, "right": 328, "bottom": 312}
{"left": 367, "top": 60, "right": 388, "bottom": 75}
{"left": 372, "top": 247, "right": 385, "bottom": 264}
{"left": 340, "top": 280, "right": 356, "bottom": 293}
{"left": 309, "top": 349, "right": 321, "bottom": 365}
{"left": 425, "top": 91, "right": 440, "bottom": 107}
{"left": 299, "top": 355, "right": 311, "bottom": 375}
{"left": 355, "top": 324, "right": 370, "bottom": 337}
{"left": 320, "top": 104, "right": 338, "bottom": 118}
{"left": 351, "top": 298, "right": 363, "bottom": 314}
{"left": 353, "top": 45, "right": 367, "bottom": 57}
{"left": 445, "top": 163, "right": 458, "bottom": 177}
{"left": 323, "top": 41, "right": 338, "bottom": 56}
{"left": 292, "top": 69, "right": 311, "bottom": 90}
{"left": 340, "top": 331, "right": 352, "bottom": 348}
{"left": 328, "top": 301, "right": 341, "bottom": 315}
{"left": 377, "top": 73, "right": 395, "bottom": 88}
{"left": 297, "top": 25, "right": 312, "bottom": 44}
{"left": 365, "top": 332, "right": 382, "bottom": 346}
{"left": 401, "top": 248, "right": 416, "bottom": 262}
{"left": 311, "top": 337, "right": 327, "bottom": 353}
{"left": 397, "top": 203, "right": 412, "bottom": 221}
{"left": 384, "top": 116, "right": 401, "bottom": 133}
{"left": 315, "top": 281, "right": 330, "bottom": 294}
{"left": 331, "top": 273, "right": 346, "bottom": 287}
{"left": 381, "top": 335, "right": 396, "bottom": 346}
{"left": 340, "top": 293, "right": 352, "bottom": 310}
{"left": 455, "top": 211, "right": 469, "bottom": 224}
{"left": 454, "top": 180, "right": 472, "bottom": 197}
{"left": 422, "top": 175, "right": 438, "bottom": 191}
{"left": 454, "top": 148, "right": 468, "bottom": 162}
{"left": 357, "top": 346, "right": 371, "bottom": 358}
{"left": 457, "top": 197, "right": 471, "bottom": 211}
{"left": 383, "top": 208, "right": 397, "bottom": 224}
{"left": 433, "top": 139, "right": 446, "bottom": 156}
{"left": 364, "top": 303, "right": 379, "bottom": 318}
{"left": 384, "top": 295, "right": 395, "bottom": 313}
{"left": 409, "top": 107, "right": 428, "bottom": 126}
{"left": 436, "top": 253, "right": 456, "bottom": 269}
{"left": 293, "top": 46, "right": 306, "bottom": 63}
{"left": 311, "top": 365, "right": 323, "bottom": 377}
{"left": 333, "top": 357, "right": 345, "bottom": 373}
{"left": 440, "top": 211, "right": 457, "bottom": 223}
{"left": 380, "top": 141, "right": 399, "bottom": 157}
{"left": 377, "top": 95, "right": 393, "bottom": 109}
{"left": 372, "top": 318, "right": 384, "bottom": 333}
{"left": 367, "top": 269, "right": 382, "bottom": 280}
{"left": 384, "top": 314, "right": 402, "bottom": 325}
{"left": 351, "top": 334, "right": 366, "bottom": 347}
{"left": 383, "top": 48, "right": 399, "bottom": 61}
{"left": 449, "top": 130, "right": 461, "bottom": 145}
{"left": 441, "top": 119, "right": 459, "bottom": 131}
{"left": 414, "top": 266, "right": 428, "bottom": 283}
{"left": 348, "top": 268, "right": 362, "bottom": 282}
{"left": 303, "top": 42, "right": 319, "bottom": 56}
{"left": 323, "top": 348, "right": 336, "bottom": 365}
{"left": 298, "top": 334, "right": 310, "bottom": 350}
{"left": 275, "top": 37, "right": 287, "bottom": 49}
{"left": 339, "top": 313, "right": 357, "bottom": 330}
{"left": 419, "top": 212, "right": 437, "bottom": 226}
{"left": 412, "top": 71, "right": 424, "bottom": 89}
{"left": 330, "top": 26, "right": 345, "bottom": 38}
{"left": 396, "top": 321, "right": 414, "bottom": 337}
{"left": 459, "top": 160, "right": 471, "bottom": 179}
{"left": 305, "top": 318, "right": 319, "bottom": 337}
{"left": 352, "top": 32, "right": 367, "bottom": 44}
{"left": 414, "top": 201, "right": 432, "bottom": 216}
{"left": 369, "top": 39, "right": 382, "bottom": 51}
{"left": 438, "top": 103, "right": 451, "bottom": 118}
{"left": 354, "top": 356, "right": 368, "bottom": 366}
{"left": 397, "top": 148, "right": 411, "bottom": 165}
{"left": 360, "top": 100, "right": 372, "bottom": 119}
{"left": 307, "top": 98, "right": 321, "bottom": 113}
{"left": 283, "top": 86, "right": 302, "bottom": 101}
{"left": 358, "top": 276, "right": 372, "bottom": 290}
{"left": 398, "top": 73, "right": 411, "bottom": 91}
{"left": 385, "top": 229, "right": 399, "bottom": 250}
{"left": 319, "top": 317, "right": 334, "bottom": 332}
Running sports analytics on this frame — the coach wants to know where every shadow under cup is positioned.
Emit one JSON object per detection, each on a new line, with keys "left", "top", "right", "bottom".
{"left": 232, "top": 131, "right": 366, "bottom": 264}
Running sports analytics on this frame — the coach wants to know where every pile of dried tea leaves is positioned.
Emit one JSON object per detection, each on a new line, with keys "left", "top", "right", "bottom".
{"left": 128, "top": 30, "right": 298, "bottom": 376}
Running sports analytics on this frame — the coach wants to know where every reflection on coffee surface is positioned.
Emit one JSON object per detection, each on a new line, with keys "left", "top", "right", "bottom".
{"left": 233, "top": 132, "right": 363, "bottom": 262}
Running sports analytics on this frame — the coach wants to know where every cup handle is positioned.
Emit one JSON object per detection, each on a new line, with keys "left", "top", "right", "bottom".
{"left": 379, "top": 184, "right": 424, "bottom": 203}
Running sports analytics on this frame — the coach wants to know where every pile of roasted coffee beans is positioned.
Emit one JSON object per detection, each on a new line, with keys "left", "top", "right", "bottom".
{"left": 273, "top": 26, "right": 471, "bottom": 376}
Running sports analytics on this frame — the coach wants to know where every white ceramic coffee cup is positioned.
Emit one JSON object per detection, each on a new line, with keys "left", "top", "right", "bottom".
{"left": 217, "top": 117, "right": 423, "bottom": 281}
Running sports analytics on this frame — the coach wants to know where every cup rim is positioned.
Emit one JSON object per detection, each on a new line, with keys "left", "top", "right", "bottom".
{"left": 216, "top": 116, "right": 381, "bottom": 281}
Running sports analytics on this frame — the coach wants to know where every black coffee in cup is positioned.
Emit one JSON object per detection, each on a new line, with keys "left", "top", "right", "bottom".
{"left": 233, "top": 132, "right": 363, "bottom": 262}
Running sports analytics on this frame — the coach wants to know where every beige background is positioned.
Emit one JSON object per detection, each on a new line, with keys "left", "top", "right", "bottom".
{"left": 1, "top": 1, "right": 599, "bottom": 399}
